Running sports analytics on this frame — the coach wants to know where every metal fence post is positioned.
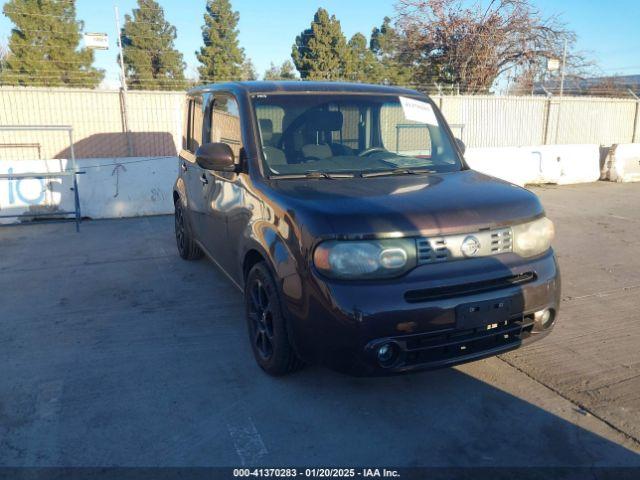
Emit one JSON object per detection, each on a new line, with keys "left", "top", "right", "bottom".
{"left": 542, "top": 94, "right": 553, "bottom": 145}
{"left": 68, "top": 128, "right": 81, "bottom": 232}
{"left": 629, "top": 89, "right": 640, "bottom": 143}
{"left": 115, "top": 5, "right": 134, "bottom": 157}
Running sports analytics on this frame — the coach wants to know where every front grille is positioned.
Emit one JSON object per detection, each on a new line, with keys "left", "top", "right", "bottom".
{"left": 405, "top": 272, "right": 536, "bottom": 303}
{"left": 491, "top": 229, "right": 513, "bottom": 253}
{"left": 417, "top": 237, "right": 449, "bottom": 263}
{"left": 395, "top": 316, "right": 534, "bottom": 368}
{"left": 416, "top": 226, "right": 513, "bottom": 265}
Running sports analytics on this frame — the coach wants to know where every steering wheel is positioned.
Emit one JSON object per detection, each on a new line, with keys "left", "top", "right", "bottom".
{"left": 358, "top": 147, "right": 388, "bottom": 157}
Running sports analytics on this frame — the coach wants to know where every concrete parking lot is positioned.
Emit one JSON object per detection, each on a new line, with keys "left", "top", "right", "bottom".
{"left": 1, "top": 182, "right": 639, "bottom": 468}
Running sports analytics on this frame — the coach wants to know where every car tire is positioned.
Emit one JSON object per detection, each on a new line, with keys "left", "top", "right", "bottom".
{"left": 174, "top": 199, "right": 203, "bottom": 261}
{"left": 245, "top": 262, "right": 304, "bottom": 376}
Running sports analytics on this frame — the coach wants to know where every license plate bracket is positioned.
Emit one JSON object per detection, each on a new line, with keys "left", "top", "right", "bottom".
{"left": 456, "top": 297, "right": 512, "bottom": 329}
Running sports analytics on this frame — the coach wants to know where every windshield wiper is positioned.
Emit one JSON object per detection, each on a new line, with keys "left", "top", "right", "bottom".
{"left": 271, "top": 171, "right": 355, "bottom": 180}
{"left": 361, "top": 168, "right": 436, "bottom": 178}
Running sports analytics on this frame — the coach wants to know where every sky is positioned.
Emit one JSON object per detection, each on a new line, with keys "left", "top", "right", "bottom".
{"left": 1, "top": 0, "right": 639, "bottom": 88}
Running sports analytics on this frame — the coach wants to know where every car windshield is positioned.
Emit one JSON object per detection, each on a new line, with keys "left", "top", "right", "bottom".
{"left": 252, "top": 93, "right": 462, "bottom": 177}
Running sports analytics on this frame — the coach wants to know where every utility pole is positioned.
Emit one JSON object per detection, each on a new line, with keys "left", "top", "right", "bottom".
{"left": 559, "top": 39, "right": 568, "bottom": 97}
{"left": 554, "top": 38, "right": 568, "bottom": 144}
{"left": 115, "top": 5, "right": 133, "bottom": 156}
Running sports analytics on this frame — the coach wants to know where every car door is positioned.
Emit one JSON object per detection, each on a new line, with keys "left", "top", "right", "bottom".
{"left": 179, "top": 94, "right": 207, "bottom": 240}
{"left": 199, "top": 93, "right": 246, "bottom": 272}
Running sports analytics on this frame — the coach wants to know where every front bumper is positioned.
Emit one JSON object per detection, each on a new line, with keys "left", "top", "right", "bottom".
{"left": 285, "top": 250, "right": 560, "bottom": 376}
{"left": 361, "top": 308, "right": 555, "bottom": 374}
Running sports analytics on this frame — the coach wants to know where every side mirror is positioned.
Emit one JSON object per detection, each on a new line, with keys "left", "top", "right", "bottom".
{"left": 195, "top": 143, "right": 236, "bottom": 172}
{"left": 455, "top": 138, "right": 466, "bottom": 155}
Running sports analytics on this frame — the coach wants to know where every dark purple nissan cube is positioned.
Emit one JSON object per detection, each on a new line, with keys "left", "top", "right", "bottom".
{"left": 173, "top": 81, "right": 560, "bottom": 376}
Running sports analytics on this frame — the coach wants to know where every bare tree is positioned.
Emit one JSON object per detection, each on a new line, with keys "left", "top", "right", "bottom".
{"left": 396, "top": 0, "right": 580, "bottom": 94}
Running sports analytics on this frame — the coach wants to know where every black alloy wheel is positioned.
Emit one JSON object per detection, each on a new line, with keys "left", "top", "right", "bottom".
{"left": 245, "top": 262, "right": 304, "bottom": 375}
{"left": 248, "top": 278, "right": 275, "bottom": 360}
{"left": 174, "top": 200, "right": 203, "bottom": 260}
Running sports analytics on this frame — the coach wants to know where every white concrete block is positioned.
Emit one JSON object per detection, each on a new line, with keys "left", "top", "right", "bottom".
{"left": 530, "top": 145, "right": 601, "bottom": 185}
{"left": 0, "top": 156, "right": 178, "bottom": 224}
{"left": 466, "top": 144, "right": 601, "bottom": 186}
{"left": 76, "top": 157, "right": 177, "bottom": 218}
{"left": 464, "top": 147, "right": 539, "bottom": 187}
{"left": 603, "top": 144, "right": 640, "bottom": 182}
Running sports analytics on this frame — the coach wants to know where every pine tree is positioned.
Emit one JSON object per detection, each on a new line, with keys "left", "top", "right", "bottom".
{"left": 121, "top": 0, "right": 186, "bottom": 90}
{"left": 370, "top": 17, "right": 413, "bottom": 86}
{"left": 264, "top": 61, "right": 297, "bottom": 81}
{"left": 291, "top": 8, "right": 350, "bottom": 81}
{"left": 0, "top": 42, "right": 9, "bottom": 75}
{"left": 240, "top": 58, "right": 257, "bottom": 81}
{"left": 1, "top": 0, "right": 104, "bottom": 87}
{"left": 346, "top": 33, "right": 383, "bottom": 83}
{"left": 196, "top": 0, "right": 245, "bottom": 83}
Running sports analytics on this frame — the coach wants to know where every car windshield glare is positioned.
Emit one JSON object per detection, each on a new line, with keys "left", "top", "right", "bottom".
{"left": 252, "top": 93, "right": 462, "bottom": 177}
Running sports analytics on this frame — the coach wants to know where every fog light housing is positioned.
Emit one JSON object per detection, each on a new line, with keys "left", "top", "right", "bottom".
{"left": 377, "top": 343, "right": 398, "bottom": 367}
{"left": 534, "top": 309, "right": 555, "bottom": 331}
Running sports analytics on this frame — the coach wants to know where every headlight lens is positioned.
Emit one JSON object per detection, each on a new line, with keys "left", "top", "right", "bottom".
{"left": 313, "top": 239, "right": 417, "bottom": 279}
{"left": 512, "top": 217, "right": 555, "bottom": 258}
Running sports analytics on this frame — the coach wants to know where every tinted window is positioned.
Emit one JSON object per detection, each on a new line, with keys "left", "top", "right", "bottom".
{"left": 184, "top": 96, "right": 204, "bottom": 154}
{"left": 189, "top": 96, "right": 203, "bottom": 153}
{"left": 183, "top": 99, "right": 192, "bottom": 151}
{"left": 211, "top": 95, "right": 243, "bottom": 160}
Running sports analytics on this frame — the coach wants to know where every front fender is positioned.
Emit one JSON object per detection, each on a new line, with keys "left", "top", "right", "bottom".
{"left": 242, "top": 221, "right": 303, "bottom": 304}
{"left": 173, "top": 178, "right": 188, "bottom": 208}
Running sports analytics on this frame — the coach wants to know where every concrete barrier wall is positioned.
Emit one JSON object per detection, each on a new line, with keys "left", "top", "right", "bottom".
{"left": 464, "top": 147, "right": 538, "bottom": 187}
{"left": 602, "top": 144, "right": 640, "bottom": 182}
{"left": 0, "top": 145, "right": 629, "bottom": 225}
{"left": 0, "top": 156, "right": 177, "bottom": 224}
{"left": 466, "top": 144, "right": 601, "bottom": 186}
{"left": 533, "top": 144, "right": 601, "bottom": 185}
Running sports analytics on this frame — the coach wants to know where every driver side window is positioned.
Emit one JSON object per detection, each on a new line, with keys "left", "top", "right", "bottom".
{"left": 211, "top": 95, "right": 243, "bottom": 160}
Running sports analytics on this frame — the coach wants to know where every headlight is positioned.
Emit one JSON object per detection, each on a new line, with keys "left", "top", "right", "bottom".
{"left": 512, "top": 217, "right": 555, "bottom": 258}
{"left": 313, "top": 239, "right": 417, "bottom": 279}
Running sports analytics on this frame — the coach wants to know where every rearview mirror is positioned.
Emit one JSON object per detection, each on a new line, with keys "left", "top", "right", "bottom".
{"left": 195, "top": 143, "right": 236, "bottom": 172}
{"left": 455, "top": 138, "right": 466, "bottom": 155}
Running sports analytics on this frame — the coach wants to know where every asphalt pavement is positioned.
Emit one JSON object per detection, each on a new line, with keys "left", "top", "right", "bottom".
{"left": 1, "top": 182, "right": 639, "bottom": 468}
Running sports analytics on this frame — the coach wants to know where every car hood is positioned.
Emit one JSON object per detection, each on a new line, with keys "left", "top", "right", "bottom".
{"left": 268, "top": 170, "right": 544, "bottom": 237}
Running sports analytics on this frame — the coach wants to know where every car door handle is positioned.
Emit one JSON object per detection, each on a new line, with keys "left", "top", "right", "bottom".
{"left": 181, "top": 162, "right": 187, "bottom": 172}
{"left": 200, "top": 174, "right": 208, "bottom": 185}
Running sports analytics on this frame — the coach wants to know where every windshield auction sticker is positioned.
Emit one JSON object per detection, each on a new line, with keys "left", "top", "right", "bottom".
{"left": 399, "top": 96, "right": 438, "bottom": 126}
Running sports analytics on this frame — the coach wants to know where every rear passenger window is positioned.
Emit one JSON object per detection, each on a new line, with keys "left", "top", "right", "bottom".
{"left": 211, "top": 96, "right": 243, "bottom": 160}
{"left": 183, "top": 99, "right": 192, "bottom": 151}
{"left": 189, "top": 96, "right": 203, "bottom": 153}
{"left": 184, "top": 96, "right": 204, "bottom": 154}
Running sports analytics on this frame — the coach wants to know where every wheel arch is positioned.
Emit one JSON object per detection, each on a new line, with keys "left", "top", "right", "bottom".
{"left": 243, "top": 248, "right": 267, "bottom": 283}
{"left": 173, "top": 177, "right": 188, "bottom": 208}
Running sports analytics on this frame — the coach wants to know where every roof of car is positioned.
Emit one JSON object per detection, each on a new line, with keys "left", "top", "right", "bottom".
{"left": 187, "top": 81, "right": 426, "bottom": 98}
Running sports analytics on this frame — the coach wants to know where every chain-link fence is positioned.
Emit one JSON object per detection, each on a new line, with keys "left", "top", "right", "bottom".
{"left": 0, "top": 87, "right": 183, "bottom": 160}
